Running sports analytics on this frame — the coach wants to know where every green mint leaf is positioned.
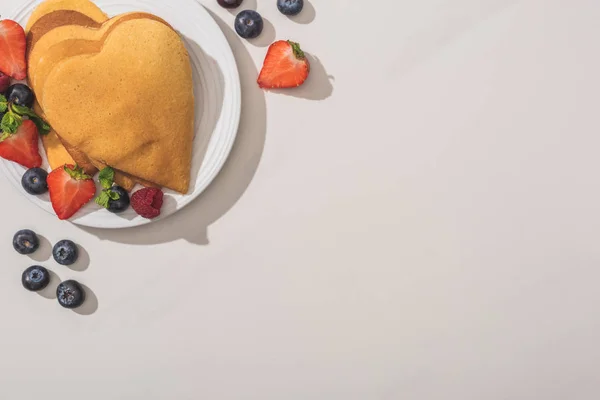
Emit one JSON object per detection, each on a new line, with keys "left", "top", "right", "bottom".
{"left": 1, "top": 112, "right": 22, "bottom": 134}
{"left": 11, "top": 104, "right": 34, "bottom": 117}
{"left": 98, "top": 167, "right": 115, "bottom": 189}
{"left": 95, "top": 191, "right": 111, "bottom": 209}
{"left": 0, "top": 94, "right": 7, "bottom": 113}
{"left": 11, "top": 104, "right": 51, "bottom": 135}
{"left": 30, "top": 116, "right": 51, "bottom": 136}
{"left": 0, "top": 131, "right": 11, "bottom": 143}
{"left": 107, "top": 189, "right": 120, "bottom": 201}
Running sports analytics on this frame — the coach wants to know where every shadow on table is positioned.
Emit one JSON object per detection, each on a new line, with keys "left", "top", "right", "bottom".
{"left": 288, "top": 0, "right": 316, "bottom": 24}
{"left": 268, "top": 53, "right": 334, "bottom": 101}
{"left": 73, "top": 283, "right": 99, "bottom": 316}
{"left": 37, "top": 269, "right": 60, "bottom": 300}
{"left": 81, "top": 10, "right": 267, "bottom": 246}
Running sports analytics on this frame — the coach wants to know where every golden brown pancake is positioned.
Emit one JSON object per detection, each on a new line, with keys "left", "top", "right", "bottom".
{"left": 29, "top": 11, "right": 172, "bottom": 190}
{"left": 26, "top": 0, "right": 107, "bottom": 33}
{"left": 43, "top": 18, "right": 194, "bottom": 193}
{"left": 30, "top": 12, "right": 170, "bottom": 94}
{"left": 90, "top": 160, "right": 158, "bottom": 190}
{"left": 26, "top": 10, "right": 101, "bottom": 59}
{"left": 34, "top": 100, "right": 98, "bottom": 175}
{"left": 27, "top": 2, "right": 108, "bottom": 176}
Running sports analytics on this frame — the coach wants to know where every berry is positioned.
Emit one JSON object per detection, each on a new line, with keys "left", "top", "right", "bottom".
{"left": 21, "top": 167, "right": 48, "bottom": 195}
{"left": 107, "top": 185, "right": 130, "bottom": 213}
{"left": 277, "top": 0, "right": 304, "bottom": 16}
{"left": 0, "top": 20, "right": 26, "bottom": 80}
{"left": 52, "top": 239, "right": 78, "bottom": 266}
{"left": 234, "top": 10, "right": 263, "bottom": 39}
{"left": 0, "top": 72, "right": 10, "bottom": 94}
{"left": 47, "top": 164, "right": 96, "bottom": 220}
{"left": 21, "top": 265, "right": 50, "bottom": 291}
{"left": 13, "top": 229, "right": 39, "bottom": 255}
{"left": 5, "top": 83, "right": 34, "bottom": 108}
{"left": 56, "top": 280, "right": 85, "bottom": 309}
{"left": 217, "top": 0, "right": 243, "bottom": 8}
{"left": 131, "top": 187, "right": 164, "bottom": 219}
{"left": 0, "top": 120, "right": 42, "bottom": 168}
{"left": 258, "top": 40, "right": 310, "bottom": 89}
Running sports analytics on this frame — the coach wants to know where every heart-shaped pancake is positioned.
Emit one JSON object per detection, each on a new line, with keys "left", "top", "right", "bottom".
{"left": 42, "top": 18, "right": 194, "bottom": 193}
{"left": 29, "top": 10, "right": 172, "bottom": 190}
{"left": 26, "top": 0, "right": 107, "bottom": 33}
{"left": 28, "top": 7, "right": 108, "bottom": 175}
{"left": 31, "top": 12, "right": 170, "bottom": 94}
{"left": 26, "top": 10, "right": 101, "bottom": 59}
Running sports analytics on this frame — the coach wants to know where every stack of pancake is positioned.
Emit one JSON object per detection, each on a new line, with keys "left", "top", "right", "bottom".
{"left": 26, "top": 0, "right": 195, "bottom": 194}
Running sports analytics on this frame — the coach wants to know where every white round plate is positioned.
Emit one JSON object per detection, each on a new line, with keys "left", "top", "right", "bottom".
{"left": 1, "top": 0, "right": 241, "bottom": 229}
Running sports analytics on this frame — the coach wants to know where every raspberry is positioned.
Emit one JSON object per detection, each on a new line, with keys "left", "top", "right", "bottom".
{"left": 130, "top": 187, "right": 164, "bottom": 219}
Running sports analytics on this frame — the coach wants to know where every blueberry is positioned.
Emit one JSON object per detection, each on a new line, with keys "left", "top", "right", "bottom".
{"left": 52, "top": 240, "right": 78, "bottom": 265}
{"left": 56, "top": 280, "right": 85, "bottom": 309}
{"left": 234, "top": 10, "right": 264, "bottom": 39}
{"left": 21, "top": 168, "right": 48, "bottom": 195}
{"left": 217, "top": 0, "right": 243, "bottom": 8}
{"left": 107, "top": 186, "right": 130, "bottom": 213}
{"left": 277, "top": 0, "right": 304, "bottom": 16}
{"left": 22, "top": 265, "right": 50, "bottom": 292}
{"left": 6, "top": 84, "right": 35, "bottom": 108}
{"left": 13, "top": 229, "right": 40, "bottom": 255}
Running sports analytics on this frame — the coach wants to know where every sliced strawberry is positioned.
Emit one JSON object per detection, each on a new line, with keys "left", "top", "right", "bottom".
{"left": 47, "top": 164, "right": 96, "bottom": 220}
{"left": 0, "top": 72, "right": 10, "bottom": 93}
{"left": 0, "top": 20, "right": 26, "bottom": 80}
{"left": 0, "top": 120, "right": 42, "bottom": 168}
{"left": 258, "top": 40, "right": 310, "bottom": 89}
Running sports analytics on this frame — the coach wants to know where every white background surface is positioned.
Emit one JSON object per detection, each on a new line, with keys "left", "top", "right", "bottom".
{"left": 1, "top": 0, "right": 599, "bottom": 399}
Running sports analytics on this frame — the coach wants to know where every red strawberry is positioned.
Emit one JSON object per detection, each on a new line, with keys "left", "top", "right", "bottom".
{"left": 257, "top": 40, "right": 310, "bottom": 89}
{"left": 0, "top": 20, "right": 26, "bottom": 80}
{"left": 0, "top": 72, "right": 10, "bottom": 93}
{"left": 47, "top": 164, "right": 96, "bottom": 220}
{"left": 0, "top": 120, "right": 42, "bottom": 168}
{"left": 131, "top": 187, "right": 164, "bottom": 219}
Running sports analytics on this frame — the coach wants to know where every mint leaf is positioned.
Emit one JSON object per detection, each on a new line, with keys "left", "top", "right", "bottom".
{"left": 11, "top": 104, "right": 33, "bottom": 116}
{"left": 1, "top": 112, "right": 22, "bottom": 134}
{"left": 0, "top": 94, "right": 7, "bottom": 113}
{"left": 95, "top": 187, "right": 119, "bottom": 208}
{"left": 11, "top": 104, "right": 51, "bottom": 135}
{"left": 107, "top": 189, "right": 120, "bottom": 201}
{"left": 95, "top": 191, "right": 111, "bottom": 208}
{"left": 98, "top": 167, "right": 115, "bottom": 189}
{"left": 0, "top": 98, "right": 7, "bottom": 113}
{"left": 0, "top": 131, "right": 11, "bottom": 143}
{"left": 31, "top": 116, "right": 51, "bottom": 136}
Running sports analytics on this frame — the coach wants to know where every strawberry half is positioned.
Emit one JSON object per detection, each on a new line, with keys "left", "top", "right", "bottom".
{"left": 257, "top": 40, "right": 310, "bottom": 89}
{"left": 0, "top": 20, "right": 26, "bottom": 80}
{"left": 0, "top": 120, "right": 42, "bottom": 168}
{"left": 47, "top": 164, "right": 96, "bottom": 220}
